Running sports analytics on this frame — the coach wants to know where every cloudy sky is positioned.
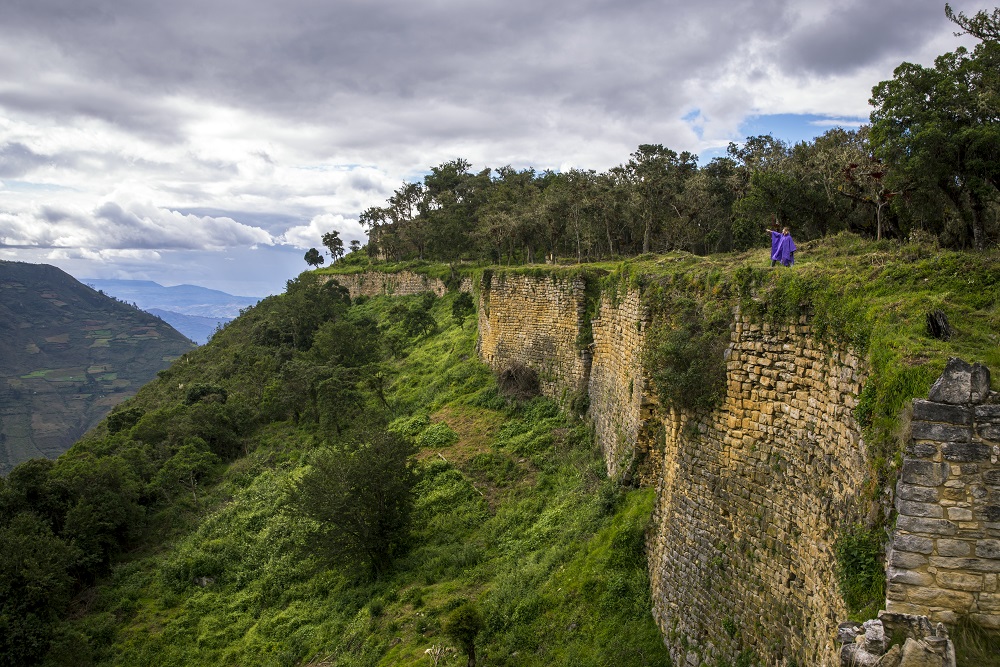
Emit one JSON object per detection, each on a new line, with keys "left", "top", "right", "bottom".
{"left": 0, "top": 0, "right": 983, "bottom": 296}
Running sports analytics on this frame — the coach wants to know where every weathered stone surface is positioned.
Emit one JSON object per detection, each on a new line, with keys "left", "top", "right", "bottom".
{"left": 977, "top": 424, "right": 1000, "bottom": 441}
{"left": 941, "top": 441, "right": 992, "bottom": 462}
{"left": 889, "top": 567, "right": 934, "bottom": 586}
{"left": 927, "top": 358, "right": 990, "bottom": 405}
{"left": 911, "top": 400, "right": 971, "bottom": 425}
{"left": 935, "top": 539, "right": 972, "bottom": 557}
{"left": 905, "top": 441, "right": 939, "bottom": 459}
{"left": 890, "top": 549, "right": 929, "bottom": 569}
{"left": 896, "top": 516, "right": 957, "bottom": 537}
{"left": 910, "top": 422, "right": 971, "bottom": 442}
{"left": 984, "top": 469, "right": 1000, "bottom": 486}
{"left": 974, "top": 404, "right": 1000, "bottom": 420}
{"left": 985, "top": 506, "right": 1000, "bottom": 522}
{"left": 977, "top": 540, "right": 1000, "bottom": 559}
{"left": 898, "top": 638, "right": 943, "bottom": 667}
{"left": 898, "top": 485, "right": 939, "bottom": 503}
{"left": 935, "top": 571, "right": 983, "bottom": 591}
{"left": 900, "top": 461, "right": 949, "bottom": 487}
{"left": 894, "top": 534, "right": 934, "bottom": 554}
{"left": 898, "top": 501, "right": 944, "bottom": 518}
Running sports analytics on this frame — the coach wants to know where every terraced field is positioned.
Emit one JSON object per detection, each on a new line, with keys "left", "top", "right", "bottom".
{"left": 0, "top": 261, "right": 195, "bottom": 473}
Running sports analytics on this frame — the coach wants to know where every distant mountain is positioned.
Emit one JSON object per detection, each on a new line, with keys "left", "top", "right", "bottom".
{"left": 84, "top": 278, "right": 262, "bottom": 319}
{"left": 147, "top": 308, "right": 226, "bottom": 345}
{"left": 0, "top": 261, "right": 196, "bottom": 474}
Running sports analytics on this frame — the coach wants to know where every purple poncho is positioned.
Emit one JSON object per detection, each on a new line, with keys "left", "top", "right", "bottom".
{"left": 770, "top": 231, "right": 796, "bottom": 266}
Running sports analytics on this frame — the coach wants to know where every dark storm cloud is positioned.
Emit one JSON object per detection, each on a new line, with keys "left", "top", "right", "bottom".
{"left": 0, "top": 0, "right": 808, "bottom": 145}
{"left": 0, "top": 142, "right": 49, "bottom": 178}
{"left": 775, "top": 1, "right": 956, "bottom": 76}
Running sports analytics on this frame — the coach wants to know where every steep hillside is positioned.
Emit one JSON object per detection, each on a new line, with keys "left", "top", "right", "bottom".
{"left": 0, "top": 261, "right": 195, "bottom": 473}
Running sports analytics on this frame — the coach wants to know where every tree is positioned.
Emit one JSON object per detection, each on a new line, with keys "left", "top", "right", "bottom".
{"left": 349, "top": 239, "right": 362, "bottom": 254}
{"left": 444, "top": 602, "right": 484, "bottom": 667}
{"left": 304, "top": 247, "right": 324, "bottom": 267}
{"left": 295, "top": 429, "right": 418, "bottom": 576}
{"left": 870, "top": 8, "right": 1000, "bottom": 249}
{"left": 451, "top": 292, "right": 475, "bottom": 329}
{"left": 321, "top": 231, "right": 344, "bottom": 262}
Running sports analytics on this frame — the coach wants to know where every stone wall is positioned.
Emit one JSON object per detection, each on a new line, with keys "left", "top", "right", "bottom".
{"left": 476, "top": 271, "right": 872, "bottom": 665}
{"left": 646, "top": 317, "right": 869, "bottom": 667}
{"left": 354, "top": 269, "right": 1000, "bottom": 661}
{"left": 587, "top": 287, "right": 652, "bottom": 480}
{"left": 476, "top": 272, "right": 592, "bottom": 400}
{"left": 885, "top": 358, "right": 1000, "bottom": 629}
{"left": 324, "top": 270, "right": 472, "bottom": 299}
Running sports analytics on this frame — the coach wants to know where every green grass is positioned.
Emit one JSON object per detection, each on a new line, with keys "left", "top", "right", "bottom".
{"left": 54, "top": 291, "right": 669, "bottom": 667}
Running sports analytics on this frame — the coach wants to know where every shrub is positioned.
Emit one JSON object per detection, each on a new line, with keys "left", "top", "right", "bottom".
{"left": 834, "top": 524, "right": 886, "bottom": 619}
{"left": 497, "top": 362, "right": 540, "bottom": 400}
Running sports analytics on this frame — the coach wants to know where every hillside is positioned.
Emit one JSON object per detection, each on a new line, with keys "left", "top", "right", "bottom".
{"left": 0, "top": 261, "right": 196, "bottom": 473}
{"left": 2, "top": 236, "right": 999, "bottom": 667}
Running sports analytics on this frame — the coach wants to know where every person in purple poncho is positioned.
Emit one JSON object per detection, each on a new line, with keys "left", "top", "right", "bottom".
{"left": 769, "top": 226, "right": 797, "bottom": 267}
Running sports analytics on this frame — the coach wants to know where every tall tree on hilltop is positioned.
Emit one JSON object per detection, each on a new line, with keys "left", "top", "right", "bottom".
{"left": 322, "top": 231, "right": 344, "bottom": 263}
{"left": 870, "top": 6, "right": 1000, "bottom": 249}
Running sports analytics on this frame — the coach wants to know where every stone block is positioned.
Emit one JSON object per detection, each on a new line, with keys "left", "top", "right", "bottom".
{"left": 912, "top": 399, "right": 971, "bottom": 424}
{"left": 901, "top": 461, "right": 949, "bottom": 487}
{"left": 935, "top": 539, "right": 972, "bottom": 557}
{"left": 898, "top": 486, "right": 940, "bottom": 503}
{"left": 978, "top": 592, "right": 1000, "bottom": 611}
{"left": 977, "top": 424, "right": 1000, "bottom": 442}
{"left": 935, "top": 571, "right": 983, "bottom": 591}
{"left": 896, "top": 516, "right": 957, "bottom": 537}
{"left": 942, "top": 441, "right": 993, "bottom": 462}
{"left": 888, "top": 567, "right": 934, "bottom": 586}
{"left": 976, "top": 540, "right": 1000, "bottom": 559}
{"left": 928, "top": 357, "right": 991, "bottom": 404}
{"left": 889, "top": 549, "right": 928, "bottom": 569}
{"left": 929, "top": 556, "right": 1000, "bottom": 573}
{"left": 970, "top": 613, "right": 1000, "bottom": 630}
{"left": 985, "top": 506, "right": 1000, "bottom": 522}
{"left": 908, "top": 587, "right": 974, "bottom": 608}
{"left": 975, "top": 404, "right": 1000, "bottom": 421}
{"left": 911, "top": 421, "right": 972, "bottom": 442}
{"left": 884, "top": 600, "right": 929, "bottom": 616}
{"left": 894, "top": 534, "right": 934, "bottom": 554}
{"left": 946, "top": 507, "right": 974, "bottom": 521}
{"left": 906, "top": 441, "right": 939, "bottom": 459}
{"left": 899, "top": 501, "right": 944, "bottom": 518}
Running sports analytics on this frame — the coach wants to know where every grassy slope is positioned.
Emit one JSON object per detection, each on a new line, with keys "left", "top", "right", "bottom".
{"left": 60, "top": 293, "right": 669, "bottom": 667}
{"left": 50, "top": 235, "right": 1000, "bottom": 665}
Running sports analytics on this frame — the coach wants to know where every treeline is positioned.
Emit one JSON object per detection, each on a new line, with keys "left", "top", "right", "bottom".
{"left": 359, "top": 6, "right": 999, "bottom": 263}
{"left": 0, "top": 273, "right": 452, "bottom": 665}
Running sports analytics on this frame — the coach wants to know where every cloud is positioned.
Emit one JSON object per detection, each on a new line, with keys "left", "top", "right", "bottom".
{"left": 0, "top": 200, "right": 274, "bottom": 251}
{"left": 280, "top": 213, "right": 365, "bottom": 250}
{"left": 0, "top": 0, "right": 983, "bottom": 293}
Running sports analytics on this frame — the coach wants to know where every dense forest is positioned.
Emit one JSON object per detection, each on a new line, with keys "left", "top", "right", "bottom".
{"left": 353, "top": 6, "right": 999, "bottom": 264}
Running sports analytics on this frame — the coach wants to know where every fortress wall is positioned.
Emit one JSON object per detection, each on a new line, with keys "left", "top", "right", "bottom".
{"left": 646, "top": 317, "right": 868, "bottom": 667}
{"left": 324, "top": 271, "right": 473, "bottom": 299}
{"left": 475, "top": 272, "right": 592, "bottom": 400}
{"left": 476, "top": 271, "right": 870, "bottom": 665}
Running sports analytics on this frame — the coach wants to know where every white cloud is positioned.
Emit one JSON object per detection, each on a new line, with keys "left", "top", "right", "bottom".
{"left": 280, "top": 213, "right": 365, "bottom": 250}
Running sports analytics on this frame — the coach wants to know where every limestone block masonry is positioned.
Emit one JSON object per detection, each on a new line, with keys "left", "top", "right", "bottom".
{"left": 476, "top": 271, "right": 871, "bottom": 665}
{"left": 347, "top": 271, "right": 1000, "bottom": 663}
{"left": 476, "top": 273, "right": 592, "bottom": 399}
{"left": 322, "top": 270, "right": 473, "bottom": 299}
{"left": 886, "top": 358, "right": 1000, "bottom": 630}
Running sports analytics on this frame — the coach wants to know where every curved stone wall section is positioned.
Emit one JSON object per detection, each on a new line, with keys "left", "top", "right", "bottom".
{"left": 646, "top": 318, "right": 868, "bottom": 667}
{"left": 476, "top": 273, "right": 591, "bottom": 400}
{"left": 587, "top": 288, "right": 651, "bottom": 480}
